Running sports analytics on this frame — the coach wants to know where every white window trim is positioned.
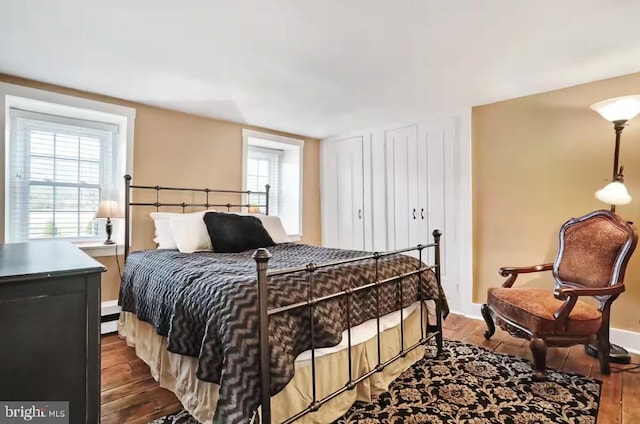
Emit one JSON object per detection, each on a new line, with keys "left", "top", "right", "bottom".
{"left": 241, "top": 129, "right": 304, "bottom": 241}
{"left": 0, "top": 82, "right": 135, "bottom": 247}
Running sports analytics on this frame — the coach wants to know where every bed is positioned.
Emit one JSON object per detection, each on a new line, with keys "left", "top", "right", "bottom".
{"left": 118, "top": 175, "right": 447, "bottom": 424}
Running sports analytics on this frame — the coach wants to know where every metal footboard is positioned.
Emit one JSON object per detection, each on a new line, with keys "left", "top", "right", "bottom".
{"left": 254, "top": 230, "right": 444, "bottom": 423}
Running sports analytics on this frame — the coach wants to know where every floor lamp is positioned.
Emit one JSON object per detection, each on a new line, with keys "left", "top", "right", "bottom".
{"left": 588, "top": 94, "right": 640, "bottom": 364}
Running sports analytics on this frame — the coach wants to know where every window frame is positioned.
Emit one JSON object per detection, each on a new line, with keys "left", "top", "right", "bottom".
{"left": 11, "top": 116, "right": 112, "bottom": 241}
{"left": 1, "top": 82, "right": 135, "bottom": 250}
{"left": 241, "top": 129, "right": 304, "bottom": 240}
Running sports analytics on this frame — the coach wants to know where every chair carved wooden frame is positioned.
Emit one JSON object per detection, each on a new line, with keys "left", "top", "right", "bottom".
{"left": 481, "top": 210, "right": 637, "bottom": 381}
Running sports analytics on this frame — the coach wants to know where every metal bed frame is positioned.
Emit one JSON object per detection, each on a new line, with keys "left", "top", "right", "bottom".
{"left": 123, "top": 174, "right": 270, "bottom": 259}
{"left": 122, "top": 175, "right": 445, "bottom": 424}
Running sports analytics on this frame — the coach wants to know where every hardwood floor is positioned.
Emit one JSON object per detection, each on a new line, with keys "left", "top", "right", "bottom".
{"left": 100, "top": 335, "right": 181, "bottom": 423}
{"left": 101, "top": 314, "right": 640, "bottom": 423}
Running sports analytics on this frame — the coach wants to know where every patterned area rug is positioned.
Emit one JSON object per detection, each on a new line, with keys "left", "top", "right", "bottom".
{"left": 148, "top": 340, "right": 601, "bottom": 424}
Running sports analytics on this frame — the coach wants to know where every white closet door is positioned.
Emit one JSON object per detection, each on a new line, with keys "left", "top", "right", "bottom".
{"left": 385, "top": 126, "right": 417, "bottom": 251}
{"left": 321, "top": 140, "right": 338, "bottom": 248}
{"left": 322, "top": 136, "right": 365, "bottom": 250}
{"left": 323, "top": 114, "right": 465, "bottom": 313}
{"left": 415, "top": 123, "right": 430, "bottom": 250}
{"left": 418, "top": 118, "right": 458, "bottom": 308}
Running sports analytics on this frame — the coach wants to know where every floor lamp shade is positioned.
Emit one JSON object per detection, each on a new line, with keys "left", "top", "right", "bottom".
{"left": 590, "top": 95, "right": 640, "bottom": 122}
{"left": 595, "top": 181, "right": 632, "bottom": 206}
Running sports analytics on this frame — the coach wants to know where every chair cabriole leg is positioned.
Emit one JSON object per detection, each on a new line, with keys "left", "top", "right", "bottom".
{"left": 481, "top": 304, "right": 495, "bottom": 340}
{"left": 530, "top": 338, "right": 548, "bottom": 381}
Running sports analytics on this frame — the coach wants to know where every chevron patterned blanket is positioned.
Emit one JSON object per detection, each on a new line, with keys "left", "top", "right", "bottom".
{"left": 119, "top": 243, "right": 447, "bottom": 424}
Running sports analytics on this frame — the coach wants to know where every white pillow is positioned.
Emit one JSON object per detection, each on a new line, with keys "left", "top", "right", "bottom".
{"left": 150, "top": 210, "right": 215, "bottom": 250}
{"left": 149, "top": 212, "right": 179, "bottom": 249}
{"left": 241, "top": 213, "right": 289, "bottom": 244}
{"left": 169, "top": 211, "right": 213, "bottom": 253}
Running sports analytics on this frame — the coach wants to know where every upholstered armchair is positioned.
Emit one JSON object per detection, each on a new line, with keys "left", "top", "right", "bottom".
{"left": 481, "top": 210, "right": 637, "bottom": 380}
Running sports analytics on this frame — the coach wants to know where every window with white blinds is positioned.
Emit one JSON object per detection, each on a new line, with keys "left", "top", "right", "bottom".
{"left": 243, "top": 130, "right": 303, "bottom": 237}
{"left": 247, "top": 146, "right": 281, "bottom": 217}
{"left": 7, "top": 108, "right": 118, "bottom": 242}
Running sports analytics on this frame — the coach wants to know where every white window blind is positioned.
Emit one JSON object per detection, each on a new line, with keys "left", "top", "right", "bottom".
{"left": 247, "top": 146, "right": 281, "bottom": 216}
{"left": 7, "top": 108, "right": 118, "bottom": 242}
{"left": 243, "top": 130, "right": 303, "bottom": 236}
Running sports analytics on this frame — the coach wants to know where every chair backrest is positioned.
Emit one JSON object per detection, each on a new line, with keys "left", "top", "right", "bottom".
{"left": 554, "top": 210, "right": 637, "bottom": 291}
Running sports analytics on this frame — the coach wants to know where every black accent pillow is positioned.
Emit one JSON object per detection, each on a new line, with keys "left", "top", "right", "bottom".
{"left": 203, "top": 212, "right": 275, "bottom": 253}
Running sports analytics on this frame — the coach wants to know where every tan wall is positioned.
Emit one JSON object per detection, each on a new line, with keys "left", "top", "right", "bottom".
{"left": 95, "top": 255, "right": 125, "bottom": 301}
{"left": 0, "top": 74, "right": 322, "bottom": 302}
{"left": 473, "top": 72, "right": 640, "bottom": 332}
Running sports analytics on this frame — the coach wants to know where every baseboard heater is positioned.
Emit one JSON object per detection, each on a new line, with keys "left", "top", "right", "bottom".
{"left": 101, "top": 301, "right": 121, "bottom": 335}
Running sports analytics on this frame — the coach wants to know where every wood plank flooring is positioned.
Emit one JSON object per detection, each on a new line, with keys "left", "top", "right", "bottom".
{"left": 100, "top": 335, "right": 181, "bottom": 423}
{"left": 101, "top": 314, "right": 640, "bottom": 423}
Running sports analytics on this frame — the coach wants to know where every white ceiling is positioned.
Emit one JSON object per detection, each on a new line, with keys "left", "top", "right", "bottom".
{"left": 2, "top": 0, "right": 640, "bottom": 138}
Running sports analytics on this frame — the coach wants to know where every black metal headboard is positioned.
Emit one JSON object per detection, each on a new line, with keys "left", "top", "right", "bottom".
{"left": 123, "top": 174, "right": 270, "bottom": 259}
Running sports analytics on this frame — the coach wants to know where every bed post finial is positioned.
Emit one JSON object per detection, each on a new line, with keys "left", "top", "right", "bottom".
{"left": 253, "top": 248, "right": 272, "bottom": 423}
{"left": 253, "top": 248, "right": 272, "bottom": 262}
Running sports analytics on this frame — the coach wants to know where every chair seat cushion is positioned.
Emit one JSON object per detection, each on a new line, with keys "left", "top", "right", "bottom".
{"left": 487, "top": 288, "right": 602, "bottom": 336}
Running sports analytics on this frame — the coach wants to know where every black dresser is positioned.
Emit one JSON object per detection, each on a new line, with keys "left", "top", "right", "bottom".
{"left": 0, "top": 242, "right": 105, "bottom": 424}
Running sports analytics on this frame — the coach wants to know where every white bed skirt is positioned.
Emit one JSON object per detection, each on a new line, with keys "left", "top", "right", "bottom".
{"left": 118, "top": 300, "right": 435, "bottom": 423}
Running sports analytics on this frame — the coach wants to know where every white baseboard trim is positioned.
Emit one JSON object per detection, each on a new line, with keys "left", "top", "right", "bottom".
{"left": 458, "top": 303, "right": 483, "bottom": 321}
{"left": 610, "top": 328, "right": 640, "bottom": 354}
{"left": 458, "top": 302, "right": 640, "bottom": 355}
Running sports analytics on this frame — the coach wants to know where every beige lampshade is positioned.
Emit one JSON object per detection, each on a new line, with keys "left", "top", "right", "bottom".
{"left": 96, "top": 200, "right": 124, "bottom": 218}
{"left": 591, "top": 95, "right": 640, "bottom": 122}
{"left": 595, "top": 181, "right": 632, "bottom": 206}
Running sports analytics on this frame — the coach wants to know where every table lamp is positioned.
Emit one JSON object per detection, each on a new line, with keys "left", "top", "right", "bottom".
{"left": 96, "top": 200, "right": 124, "bottom": 245}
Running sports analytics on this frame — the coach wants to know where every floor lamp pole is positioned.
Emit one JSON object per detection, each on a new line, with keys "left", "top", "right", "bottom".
{"left": 585, "top": 119, "right": 631, "bottom": 364}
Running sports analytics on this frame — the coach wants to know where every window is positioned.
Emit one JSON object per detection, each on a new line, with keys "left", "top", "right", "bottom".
{"left": 242, "top": 129, "right": 303, "bottom": 238}
{"left": 2, "top": 83, "right": 135, "bottom": 245}
{"left": 246, "top": 146, "right": 282, "bottom": 216}
{"left": 7, "top": 110, "right": 117, "bottom": 241}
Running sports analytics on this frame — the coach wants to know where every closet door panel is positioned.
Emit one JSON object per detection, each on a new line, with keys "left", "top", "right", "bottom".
{"left": 347, "top": 138, "right": 365, "bottom": 250}
{"left": 407, "top": 126, "right": 421, "bottom": 250}
{"left": 321, "top": 141, "right": 340, "bottom": 248}
{"left": 425, "top": 122, "right": 446, "bottom": 265}
{"left": 385, "top": 126, "right": 414, "bottom": 250}
{"left": 334, "top": 136, "right": 364, "bottom": 250}
{"left": 419, "top": 119, "right": 458, "bottom": 303}
{"left": 415, "top": 125, "right": 430, "bottom": 249}
{"left": 369, "top": 132, "right": 387, "bottom": 251}
{"left": 385, "top": 136, "right": 396, "bottom": 250}
{"left": 336, "top": 152, "right": 354, "bottom": 249}
{"left": 321, "top": 136, "right": 364, "bottom": 250}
